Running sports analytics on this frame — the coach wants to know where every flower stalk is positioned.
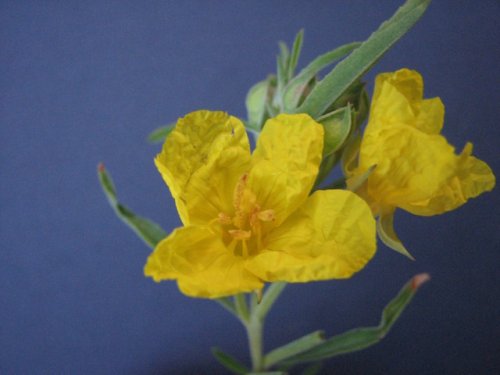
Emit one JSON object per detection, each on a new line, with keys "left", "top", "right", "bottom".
{"left": 234, "top": 283, "right": 288, "bottom": 371}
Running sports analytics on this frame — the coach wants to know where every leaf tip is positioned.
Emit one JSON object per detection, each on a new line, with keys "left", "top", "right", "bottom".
{"left": 411, "top": 273, "right": 430, "bottom": 291}
{"left": 98, "top": 162, "right": 105, "bottom": 173}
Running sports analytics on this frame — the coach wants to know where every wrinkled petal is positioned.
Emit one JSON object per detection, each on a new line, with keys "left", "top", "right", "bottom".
{"left": 370, "top": 69, "right": 443, "bottom": 134}
{"left": 177, "top": 257, "right": 263, "bottom": 299}
{"left": 358, "top": 124, "right": 457, "bottom": 211}
{"left": 246, "top": 190, "right": 376, "bottom": 282}
{"left": 144, "top": 225, "right": 224, "bottom": 281}
{"left": 248, "top": 114, "right": 324, "bottom": 225}
{"left": 351, "top": 69, "right": 494, "bottom": 217}
{"left": 402, "top": 143, "right": 496, "bottom": 215}
{"left": 155, "top": 110, "right": 251, "bottom": 225}
{"left": 145, "top": 225, "right": 263, "bottom": 298}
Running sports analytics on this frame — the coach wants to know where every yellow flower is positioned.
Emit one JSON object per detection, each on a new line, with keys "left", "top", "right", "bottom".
{"left": 145, "top": 110, "right": 376, "bottom": 298}
{"left": 347, "top": 69, "right": 495, "bottom": 256}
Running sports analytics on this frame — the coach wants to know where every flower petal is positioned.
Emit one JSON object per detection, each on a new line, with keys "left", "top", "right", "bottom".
{"left": 248, "top": 114, "right": 324, "bottom": 225}
{"left": 246, "top": 190, "right": 376, "bottom": 282}
{"left": 401, "top": 143, "right": 496, "bottom": 216}
{"left": 370, "top": 69, "right": 443, "bottom": 134}
{"left": 352, "top": 69, "right": 494, "bottom": 218}
{"left": 155, "top": 110, "right": 251, "bottom": 225}
{"left": 177, "top": 256, "right": 263, "bottom": 299}
{"left": 144, "top": 225, "right": 223, "bottom": 281}
{"left": 144, "top": 225, "right": 263, "bottom": 298}
{"left": 358, "top": 124, "right": 457, "bottom": 211}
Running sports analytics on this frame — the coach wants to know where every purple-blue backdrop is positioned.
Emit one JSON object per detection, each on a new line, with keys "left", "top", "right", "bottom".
{"left": 1, "top": 1, "right": 499, "bottom": 374}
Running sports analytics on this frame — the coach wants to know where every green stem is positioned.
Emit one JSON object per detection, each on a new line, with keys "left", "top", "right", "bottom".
{"left": 246, "top": 283, "right": 287, "bottom": 371}
{"left": 247, "top": 309, "right": 264, "bottom": 371}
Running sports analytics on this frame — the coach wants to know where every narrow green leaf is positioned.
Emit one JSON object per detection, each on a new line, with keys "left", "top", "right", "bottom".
{"left": 327, "top": 79, "right": 365, "bottom": 113}
{"left": 288, "top": 29, "right": 304, "bottom": 79}
{"left": 279, "top": 41, "right": 290, "bottom": 70}
{"left": 318, "top": 106, "right": 352, "bottom": 157}
{"left": 275, "top": 54, "right": 287, "bottom": 109}
{"left": 234, "top": 293, "right": 250, "bottom": 324}
{"left": 283, "top": 42, "right": 361, "bottom": 112}
{"left": 246, "top": 80, "right": 270, "bottom": 132}
{"left": 377, "top": 210, "right": 415, "bottom": 260}
{"left": 353, "top": 88, "right": 370, "bottom": 129}
{"left": 211, "top": 347, "right": 248, "bottom": 375}
{"left": 248, "top": 372, "right": 286, "bottom": 375}
{"left": 297, "top": 0, "right": 431, "bottom": 118}
{"left": 264, "top": 331, "right": 325, "bottom": 368}
{"left": 256, "top": 282, "right": 287, "bottom": 320}
{"left": 147, "top": 123, "right": 175, "bottom": 144}
{"left": 281, "top": 273, "right": 430, "bottom": 364}
{"left": 97, "top": 163, "right": 167, "bottom": 248}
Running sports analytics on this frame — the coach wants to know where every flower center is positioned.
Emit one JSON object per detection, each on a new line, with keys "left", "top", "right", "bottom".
{"left": 218, "top": 173, "right": 275, "bottom": 257}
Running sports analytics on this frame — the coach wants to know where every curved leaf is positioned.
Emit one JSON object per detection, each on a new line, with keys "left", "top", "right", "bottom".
{"left": 211, "top": 347, "right": 248, "bottom": 375}
{"left": 280, "top": 273, "right": 430, "bottom": 365}
{"left": 147, "top": 123, "right": 175, "bottom": 144}
{"left": 297, "top": 0, "right": 431, "bottom": 118}
{"left": 97, "top": 163, "right": 167, "bottom": 248}
{"left": 283, "top": 42, "right": 361, "bottom": 112}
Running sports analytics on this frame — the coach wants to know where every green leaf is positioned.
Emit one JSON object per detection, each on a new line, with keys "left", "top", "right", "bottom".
{"left": 255, "top": 282, "right": 287, "bottom": 320}
{"left": 297, "top": 0, "right": 431, "bottom": 118}
{"left": 211, "top": 347, "right": 248, "bottom": 375}
{"left": 275, "top": 54, "right": 287, "bottom": 110}
{"left": 288, "top": 29, "right": 304, "bottom": 80}
{"left": 318, "top": 106, "right": 352, "bottom": 157}
{"left": 377, "top": 210, "right": 415, "bottom": 260}
{"left": 326, "top": 79, "right": 365, "bottom": 113}
{"left": 264, "top": 331, "right": 325, "bottom": 368}
{"left": 97, "top": 163, "right": 167, "bottom": 248}
{"left": 279, "top": 41, "right": 290, "bottom": 71}
{"left": 248, "top": 372, "right": 286, "bottom": 375}
{"left": 147, "top": 123, "right": 175, "bottom": 144}
{"left": 313, "top": 106, "right": 353, "bottom": 187}
{"left": 353, "top": 88, "right": 370, "bottom": 130}
{"left": 280, "top": 273, "right": 430, "bottom": 365}
{"left": 246, "top": 80, "right": 270, "bottom": 132}
{"left": 283, "top": 42, "right": 361, "bottom": 112}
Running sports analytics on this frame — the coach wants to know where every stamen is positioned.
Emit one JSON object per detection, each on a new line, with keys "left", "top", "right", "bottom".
{"left": 218, "top": 212, "right": 232, "bottom": 225}
{"left": 241, "top": 239, "right": 249, "bottom": 257}
{"left": 228, "top": 229, "right": 252, "bottom": 240}
{"left": 257, "top": 209, "right": 276, "bottom": 222}
{"left": 233, "top": 173, "right": 249, "bottom": 211}
{"left": 233, "top": 173, "right": 249, "bottom": 228}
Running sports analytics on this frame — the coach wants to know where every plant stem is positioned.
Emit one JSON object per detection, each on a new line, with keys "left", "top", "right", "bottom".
{"left": 247, "top": 309, "right": 264, "bottom": 371}
{"left": 245, "top": 282, "right": 287, "bottom": 371}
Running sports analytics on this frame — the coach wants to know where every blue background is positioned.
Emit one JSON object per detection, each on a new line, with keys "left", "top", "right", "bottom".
{"left": 1, "top": 1, "right": 499, "bottom": 374}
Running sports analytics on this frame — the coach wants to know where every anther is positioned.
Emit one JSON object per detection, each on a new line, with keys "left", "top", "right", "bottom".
{"left": 257, "top": 209, "right": 276, "bottom": 222}
{"left": 218, "top": 212, "right": 233, "bottom": 225}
